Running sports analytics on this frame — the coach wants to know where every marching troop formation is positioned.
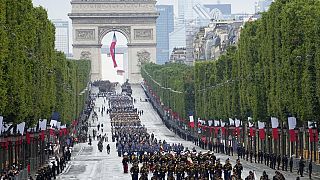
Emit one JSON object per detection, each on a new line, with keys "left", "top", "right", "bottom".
{"left": 107, "top": 93, "right": 286, "bottom": 180}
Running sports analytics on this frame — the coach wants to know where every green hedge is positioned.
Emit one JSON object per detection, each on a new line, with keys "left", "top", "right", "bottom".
{"left": 0, "top": 0, "right": 91, "bottom": 125}
{"left": 195, "top": 0, "right": 320, "bottom": 124}
{"left": 142, "top": 63, "right": 194, "bottom": 120}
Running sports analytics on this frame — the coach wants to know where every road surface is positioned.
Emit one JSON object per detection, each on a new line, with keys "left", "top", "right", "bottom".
{"left": 58, "top": 85, "right": 317, "bottom": 180}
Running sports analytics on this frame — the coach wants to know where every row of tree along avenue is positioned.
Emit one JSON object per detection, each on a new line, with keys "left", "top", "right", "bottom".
{"left": 142, "top": 0, "right": 320, "bottom": 165}
{"left": 0, "top": 0, "right": 91, "bottom": 178}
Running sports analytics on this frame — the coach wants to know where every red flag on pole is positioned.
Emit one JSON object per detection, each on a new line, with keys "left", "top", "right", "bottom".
{"left": 234, "top": 127, "right": 240, "bottom": 136}
{"left": 26, "top": 132, "right": 31, "bottom": 144}
{"left": 214, "top": 127, "right": 219, "bottom": 135}
{"left": 309, "top": 128, "right": 319, "bottom": 142}
{"left": 289, "top": 129, "right": 297, "bottom": 142}
{"left": 259, "top": 129, "right": 265, "bottom": 140}
{"left": 40, "top": 130, "right": 45, "bottom": 141}
{"left": 249, "top": 127, "right": 255, "bottom": 137}
{"left": 50, "top": 129, "right": 55, "bottom": 136}
{"left": 110, "top": 33, "right": 118, "bottom": 68}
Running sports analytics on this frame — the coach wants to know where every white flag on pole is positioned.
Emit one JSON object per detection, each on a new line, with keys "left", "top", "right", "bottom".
{"left": 17, "top": 122, "right": 25, "bottom": 135}
{"left": 288, "top": 117, "right": 296, "bottom": 130}
{"left": 258, "top": 121, "right": 265, "bottom": 129}
{"left": 60, "top": 124, "right": 67, "bottom": 129}
{"left": 229, "top": 118, "right": 234, "bottom": 126}
{"left": 208, "top": 120, "right": 213, "bottom": 126}
{"left": 0, "top": 116, "right": 3, "bottom": 135}
{"left": 221, "top": 120, "right": 226, "bottom": 127}
{"left": 214, "top": 120, "right": 220, "bottom": 126}
{"left": 249, "top": 121, "right": 254, "bottom": 127}
{"left": 189, "top": 116, "right": 194, "bottom": 123}
{"left": 308, "top": 121, "right": 317, "bottom": 128}
{"left": 39, "top": 119, "right": 47, "bottom": 131}
{"left": 56, "top": 122, "right": 61, "bottom": 129}
{"left": 3, "top": 123, "right": 13, "bottom": 134}
{"left": 271, "top": 117, "right": 279, "bottom": 128}
{"left": 50, "top": 120, "right": 57, "bottom": 129}
{"left": 235, "top": 119, "right": 241, "bottom": 127}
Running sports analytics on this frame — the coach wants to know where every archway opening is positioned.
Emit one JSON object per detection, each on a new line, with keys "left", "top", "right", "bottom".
{"left": 101, "top": 31, "right": 128, "bottom": 84}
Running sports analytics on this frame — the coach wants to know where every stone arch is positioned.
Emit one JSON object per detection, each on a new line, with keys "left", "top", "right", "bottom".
{"left": 69, "top": 0, "right": 158, "bottom": 83}
{"left": 98, "top": 26, "right": 131, "bottom": 44}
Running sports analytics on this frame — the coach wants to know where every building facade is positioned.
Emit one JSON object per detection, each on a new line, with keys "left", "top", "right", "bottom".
{"left": 255, "top": 0, "right": 274, "bottom": 13}
{"left": 169, "top": 1, "right": 233, "bottom": 65}
{"left": 156, "top": 5, "right": 174, "bottom": 65}
{"left": 51, "top": 20, "right": 69, "bottom": 56}
{"left": 193, "top": 20, "right": 243, "bottom": 61}
{"left": 169, "top": 47, "right": 187, "bottom": 64}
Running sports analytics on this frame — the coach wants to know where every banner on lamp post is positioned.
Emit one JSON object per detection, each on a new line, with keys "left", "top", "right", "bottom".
{"left": 258, "top": 121, "right": 266, "bottom": 140}
{"left": 271, "top": 117, "right": 279, "bottom": 140}
{"left": 288, "top": 117, "right": 297, "bottom": 142}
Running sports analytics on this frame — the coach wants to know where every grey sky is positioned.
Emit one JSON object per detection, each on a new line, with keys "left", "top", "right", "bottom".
{"left": 32, "top": 0, "right": 256, "bottom": 52}
{"left": 32, "top": 0, "right": 256, "bottom": 21}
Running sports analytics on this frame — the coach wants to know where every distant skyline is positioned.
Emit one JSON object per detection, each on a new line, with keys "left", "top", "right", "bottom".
{"left": 32, "top": 0, "right": 257, "bottom": 53}
{"left": 32, "top": 0, "right": 256, "bottom": 21}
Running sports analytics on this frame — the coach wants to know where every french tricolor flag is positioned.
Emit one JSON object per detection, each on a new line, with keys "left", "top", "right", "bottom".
{"left": 110, "top": 33, "right": 117, "bottom": 68}
{"left": 189, "top": 115, "right": 194, "bottom": 128}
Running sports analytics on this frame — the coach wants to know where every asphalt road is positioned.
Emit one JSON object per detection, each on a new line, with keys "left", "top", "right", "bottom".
{"left": 58, "top": 85, "right": 319, "bottom": 180}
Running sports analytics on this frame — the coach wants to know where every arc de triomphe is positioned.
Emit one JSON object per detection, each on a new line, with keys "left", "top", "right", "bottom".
{"left": 69, "top": 0, "right": 158, "bottom": 83}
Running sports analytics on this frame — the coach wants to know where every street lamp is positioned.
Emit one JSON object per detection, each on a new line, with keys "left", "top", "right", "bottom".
{"left": 311, "top": 127, "right": 317, "bottom": 162}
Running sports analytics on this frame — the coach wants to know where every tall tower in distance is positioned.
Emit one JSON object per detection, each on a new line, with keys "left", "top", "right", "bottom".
{"left": 51, "top": 20, "right": 70, "bottom": 56}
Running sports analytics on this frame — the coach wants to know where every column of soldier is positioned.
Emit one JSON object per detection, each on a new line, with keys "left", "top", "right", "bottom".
{"left": 109, "top": 95, "right": 277, "bottom": 180}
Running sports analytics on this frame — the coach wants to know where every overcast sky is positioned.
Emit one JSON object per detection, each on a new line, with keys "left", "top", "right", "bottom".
{"left": 32, "top": 0, "right": 256, "bottom": 20}
{"left": 32, "top": 0, "right": 256, "bottom": 53}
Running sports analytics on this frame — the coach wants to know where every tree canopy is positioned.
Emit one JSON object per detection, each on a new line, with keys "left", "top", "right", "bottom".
{"left": 0, "top": 0, "right": 91, "bottom": 125}
{"left": 195, "top": 0, "right": 320, "bottom": 124}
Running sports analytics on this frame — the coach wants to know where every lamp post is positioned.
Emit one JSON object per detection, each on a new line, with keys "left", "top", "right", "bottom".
{"left": 312, "top": 128, "right": 317, "bottom": 162}
{"left": 295, "top": 129, "right": 299, "bottom": 158}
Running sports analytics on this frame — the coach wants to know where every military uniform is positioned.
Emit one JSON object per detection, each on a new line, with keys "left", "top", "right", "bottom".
{"left": 130, "top": 163, "right": 140, "bottom": 180}
{"left": 223, "top": 160, "right": 232, "bottom": 180}
{"left": 139, "top": 164, "right": 149, "bottom": 180}
{"left": 234, "top": 160, "right": 243, "bottom": 179}
{"left": 159, "top": 163, "right": 168, "bottom": 180}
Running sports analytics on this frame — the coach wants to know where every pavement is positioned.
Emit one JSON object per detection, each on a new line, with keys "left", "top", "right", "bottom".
{"left": 58, "top": 85, "right": 320, "bottom": 180}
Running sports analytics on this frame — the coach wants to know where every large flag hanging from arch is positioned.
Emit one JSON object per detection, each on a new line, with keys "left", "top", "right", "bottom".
{"left": 110, "top": 33, "right": 118, "bottom": 68}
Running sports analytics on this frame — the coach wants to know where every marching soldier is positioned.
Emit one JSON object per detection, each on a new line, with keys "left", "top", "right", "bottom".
{"left": 209, "top": 160, "right": 215, "bottom": 180}
{"left": 215, "top": 159, "right": 223, "bottom": 178}
{"left": 139, "top": 163, "right": 149, "bottom": 180}
{"left": 176, "top": 161, "right": 184, "bottom": 180}
{"left": 168, "top": 161, "right": 176, "bottom": 177}
{"left": 122, "top": 153, "right": 129, "bottom": 173}
{"left": 159, "top": 162, "right": 168, "bottom": 180}
{"left": 223, "top": 158, "right": 232, "bottom": 180}
{"left": 130, "top": 162, "right": 140, "bottom": 180}
{"left": 234, "top": 159, "right": 243, "bottom": 179}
